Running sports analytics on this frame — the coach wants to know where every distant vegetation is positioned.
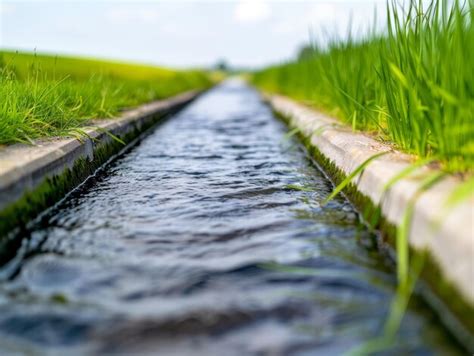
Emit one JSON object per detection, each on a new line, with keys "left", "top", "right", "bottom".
{"left": 253, "top": 0, "right": 474, "bottom": 173}
{"left": 0, "top": 51, "right": 214, "bottom": 144}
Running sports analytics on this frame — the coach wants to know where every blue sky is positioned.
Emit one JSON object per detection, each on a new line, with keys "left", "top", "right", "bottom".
{"left": 1, "top": 1, "right": 387, "bottom": 68}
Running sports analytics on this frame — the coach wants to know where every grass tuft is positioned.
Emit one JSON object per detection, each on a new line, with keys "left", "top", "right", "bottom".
{"left": 0, "top": 51, "right": 214, "bottom": 145}
{"left": 253, "top": 0, "right": 474, "bottom": 173}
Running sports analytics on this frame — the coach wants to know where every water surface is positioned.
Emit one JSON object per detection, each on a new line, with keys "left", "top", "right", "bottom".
{"left": 0, "top": 81, "right": 462, "bottom": 355}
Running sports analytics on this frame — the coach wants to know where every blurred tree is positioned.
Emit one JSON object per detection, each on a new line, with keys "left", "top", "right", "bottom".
{"left": 214, "top": 59, "right": 230, "bottom": 72}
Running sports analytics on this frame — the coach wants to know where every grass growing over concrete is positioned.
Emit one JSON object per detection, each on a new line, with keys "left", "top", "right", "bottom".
{"left": 0, "top": 51, "right": 214, "bottom": 144}
{"left": 252, "top": 0, "right": 474, "bottom": 173}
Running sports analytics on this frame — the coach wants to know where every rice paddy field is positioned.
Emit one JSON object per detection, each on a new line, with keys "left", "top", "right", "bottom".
{"left": 0, "top": 51, "right": 214, "bottom": 145}
{"left": 252, "top": 0, "right": 474, "bottom": 174}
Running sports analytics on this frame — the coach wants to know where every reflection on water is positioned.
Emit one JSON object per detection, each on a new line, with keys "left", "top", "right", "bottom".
{"left": 0, "top": 80, "right": 462, "bottom": 355}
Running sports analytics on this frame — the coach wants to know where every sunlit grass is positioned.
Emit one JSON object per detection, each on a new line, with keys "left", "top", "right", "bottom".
{"left": 253, "top": 0, "right": 474, "bottom": 173}
{"left": 0, "top": 51, "right": 214, "bottom": 144}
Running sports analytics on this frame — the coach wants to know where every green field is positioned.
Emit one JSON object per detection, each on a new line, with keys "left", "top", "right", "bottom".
{"left": 253, "top": 0, "right": 474, "bottom": 173}
{"left": 0, "top": 51, "right": 214, "bottom": 145}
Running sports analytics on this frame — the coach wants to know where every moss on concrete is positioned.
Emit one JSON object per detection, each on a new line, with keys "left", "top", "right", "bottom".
{"left": 0, "top": 105, "right": 179, "bottom": 244}
{"left": 0, "top": 139, "right": 120, "bottom": 238}
{"left": 0, "top": 93, "right": 198, "bottom": 246}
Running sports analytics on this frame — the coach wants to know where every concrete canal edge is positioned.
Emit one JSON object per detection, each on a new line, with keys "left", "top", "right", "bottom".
{"left": 262, "top": 93, "right": 474, "bottom": 348}
{"left": 0, "top": 90, "right": 203, "bottom": 244}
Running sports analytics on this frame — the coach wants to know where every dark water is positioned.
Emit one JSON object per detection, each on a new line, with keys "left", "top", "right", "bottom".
{"left": 0, "top": 81, "right": 462, "bottom": 355}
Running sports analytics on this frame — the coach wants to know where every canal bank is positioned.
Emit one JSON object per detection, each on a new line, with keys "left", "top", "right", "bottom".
{"left": 261, "top": 91, "right": 474, "bottom": 349}
{"left": 0, "top": 80, "right": 465, "bottom": 354}
{"left": 0, "top": 90, "right": 204, "bottom": 241}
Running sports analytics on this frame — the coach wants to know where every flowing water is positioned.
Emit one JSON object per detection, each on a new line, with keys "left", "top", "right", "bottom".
{"left": 0, "top": 81, "right": 463, "bottom": 355}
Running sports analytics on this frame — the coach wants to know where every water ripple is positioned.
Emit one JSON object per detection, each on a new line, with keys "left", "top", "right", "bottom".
{"left": 0, "top": 80, "right": 462, "bottom": 355}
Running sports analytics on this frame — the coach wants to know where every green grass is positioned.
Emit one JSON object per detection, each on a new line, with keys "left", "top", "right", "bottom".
{"left": 252, "top": 0, "right": 474, "bottom": 173}
{"left": 0, "top": 50, "right": 214, "bottom": 144}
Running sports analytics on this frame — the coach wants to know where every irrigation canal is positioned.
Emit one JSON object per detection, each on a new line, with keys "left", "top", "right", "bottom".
{"left": 0, "top": 80, "right": 463, "bottom": 354}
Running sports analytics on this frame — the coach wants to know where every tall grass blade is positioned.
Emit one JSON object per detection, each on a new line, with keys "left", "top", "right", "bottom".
{"left": 323, "top": 151, "right": 390, "bottom": 205}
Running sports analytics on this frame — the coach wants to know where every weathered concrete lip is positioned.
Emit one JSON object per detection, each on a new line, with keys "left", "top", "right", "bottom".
{"left": 0, "top": 89, "right": 203, "bottom": 233}
{"left": 262, "top": 93, "right": 474, "bottom": 340}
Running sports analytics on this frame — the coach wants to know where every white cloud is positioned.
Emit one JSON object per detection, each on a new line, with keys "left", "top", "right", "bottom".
{"left": 306, "top": 3, "right": 337, "bottom": 24}
{"left": 271, "top": 3, "right": 337, "bottom": 37}
{"left": 234, "top": 0, "right": 270, "bottom": 24}
{"left": 302, "top": 3, "right": 346, "bottom": 35}
{"left": 105, "top": 5, "right": 161, "bottom": 24}
{"left": 0, "top": 3, "right": 15, "bottom": 16}
{"left": 272, "top": 20, "right": 298, "bottom": 35}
